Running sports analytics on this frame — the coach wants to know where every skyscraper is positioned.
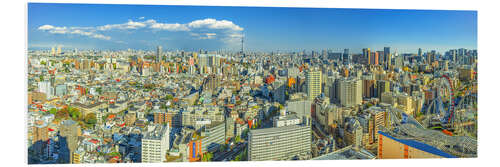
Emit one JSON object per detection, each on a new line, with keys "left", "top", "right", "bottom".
{"left": 370, "top": 52, "right": 379, "bottom": 65}
{"left": 342, "top": 49, "right": 350, "bottom": 65}
{"left": 306, "top": 69, "right": 322, "bottom": 100}
{"left": 156, "top": 46, "right": 162, "bottom": 63}
{"left": 384, "top": 47, "right": 391, "bottom": 67}
{"left": 363, "top": 48, "right": 371, "bottom": 64}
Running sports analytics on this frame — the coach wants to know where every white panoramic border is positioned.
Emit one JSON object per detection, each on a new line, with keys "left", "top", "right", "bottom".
{"left": 1, "top": 0, "right": 497, "bottom": 167}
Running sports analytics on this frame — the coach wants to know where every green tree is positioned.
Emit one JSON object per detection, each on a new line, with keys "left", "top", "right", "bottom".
{"left": 55, "top": 108, "right": 69, "bottom": 120}
{"left": 161, "top": 103, "right": 168, "bottom": 109}
{"left": 85, "top": 113, "right": 97, "bottom": 126}
{"left": 202, "top": 152, "right": 213, "bottom": 161}
{"left": 366, "top": 103, "right": 373, "bottom": 108}
{"left": 220, "top": 144, "right": 227, "bottom": 152}
{"left": 165, "top": 94, "right": 174, "bottom": 100}
{"left": 68, "top": 107, "right": 81, "bottom": 121}
{"left": 96, "top": 87, "right": 103, "bottom": 94}
{"left": 48, "top": 108, "right": 57, "bottom": 115}
{"left": 240, "top": 148, "right": 247, "bottom": 161}
{"left": 235, "top": 135, "right": 241, "bottom": 143}
{"left": 242, "top": 129, "right": 249, "bottom": 138}
{"left": 108, "top": 152, "right": 121, "bottom": 157}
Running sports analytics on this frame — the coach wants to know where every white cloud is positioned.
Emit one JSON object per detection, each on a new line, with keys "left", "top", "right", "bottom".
{"left": 150, "top": 23, "right": 190, "bottom": 31}
{"left": 38, "top": 25, "right": 55, "bottom": 30}
{"left": 90, "top": 34, "right": 111, "bottom": 40}
{"left": 36, "top": 18, "right": 245, "bottom": 47}
{"left": 189, "top": 32, "right": 200, "bottom": 36}
{"left": 188, "top": 18, "right": 243, "bottom": 31}
{"left": 97, "top": 20, "right": 148, "bottom": 31}
{"left": 190, "top": 32, "right": 217, "bottom": 40}
{"left": 38, "top": 24, "right": 110, "bottom": 40}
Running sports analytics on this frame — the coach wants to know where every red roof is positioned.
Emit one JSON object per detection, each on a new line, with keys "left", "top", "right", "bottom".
{"left": 89, "top": 139, "right": 99, "bottom": 144}
{"left": 107, "top": 114, "right": 116, "bottom": 120}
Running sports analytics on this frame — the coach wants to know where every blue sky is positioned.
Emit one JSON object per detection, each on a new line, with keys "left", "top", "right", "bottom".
{"left": 28, "top": 3, "right": 477, "bottom": 53}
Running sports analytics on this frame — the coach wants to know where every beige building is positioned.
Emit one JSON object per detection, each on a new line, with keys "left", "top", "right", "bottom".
{"left": 396, "top": 94, "right": 414, "bottom": 115}
{"left": 306, "top": 69, "right": 322, "bottom": 100}
{"left": 339, "top": 78, "right": 362, "bottom": 107}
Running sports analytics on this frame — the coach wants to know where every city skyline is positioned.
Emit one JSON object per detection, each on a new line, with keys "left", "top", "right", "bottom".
{"left": 28, "top": 3, "right": 477, "bottom": 53}
{"left": 27, "top": 3, "right": 478, "bottom": 164}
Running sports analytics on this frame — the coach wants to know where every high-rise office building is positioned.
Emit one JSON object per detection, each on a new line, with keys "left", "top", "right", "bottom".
{"left": 338, "top": 78, "right": 362, "bottom": 107}
{"left": 377, "top": 51, "right": 385, "bottom": 64}
{"left": 342, "top": 49, "right": 350, "bottom": 65}
{"left": 156, "top": 46, "right": 162, "bottom": 63}
{"left": 306, "top": 69, "right": 322, "bottom": 100}
{"left": 384, "top": 47, "right": 391, "bottom": 67}
{"left": 363, "top": 48, "right": 371, "bottom": 64}
{"left": 248, "top": 125, "right": 311, "bottom": 161}
{"left": 370, "top": 52, "right": 379, "bottom": 65}
{"left": 363, "top": 79, "right": 376, "bottom": 98}
{"left": 142, "top": 124, "right": 170, "bottom": 163}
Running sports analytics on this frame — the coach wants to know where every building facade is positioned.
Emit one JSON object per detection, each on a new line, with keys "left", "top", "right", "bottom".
{"left": 248, "top": 125, "right": 311, "bottom": 161}
{"left": 141, "top": 124, "right": 170, "bottom": 163}
{"left": 306, "top": 69, "right": 322, "bottom": 101}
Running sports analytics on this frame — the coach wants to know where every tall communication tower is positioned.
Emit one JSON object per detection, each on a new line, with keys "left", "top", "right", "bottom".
{"left": 240, "top": 36, "right": 244, "bottom": 55}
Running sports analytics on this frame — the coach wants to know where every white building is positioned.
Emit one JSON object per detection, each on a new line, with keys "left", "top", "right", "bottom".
{"left": 273, "top": 114, "right": 301, "bottom": 127}
{"left": 38, "top": 81, "right": 53, "bottom": 98}
{"left": 141, "top": 124, "right": 170, "bottom": 163}
{"left": 248, "top": 125, "right": 312, "bottom": 161}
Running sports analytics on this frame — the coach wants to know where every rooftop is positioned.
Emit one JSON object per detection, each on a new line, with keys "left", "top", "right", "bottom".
{"left": 312, "top": 145, "right": 376, "bottom": 160}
